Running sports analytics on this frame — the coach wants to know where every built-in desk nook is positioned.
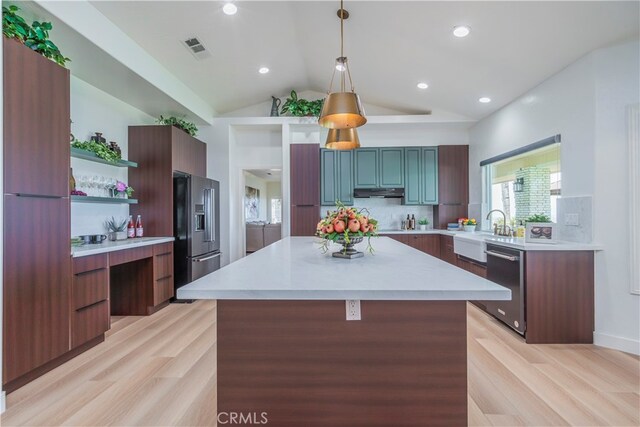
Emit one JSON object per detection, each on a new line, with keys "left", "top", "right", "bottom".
{"left": 71, "top": 237, "right": 175, "bottom": 349}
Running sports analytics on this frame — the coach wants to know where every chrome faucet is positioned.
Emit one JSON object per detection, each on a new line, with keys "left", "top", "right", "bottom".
{"left": 486, "top": 209, "right": 512, "bottom": 236}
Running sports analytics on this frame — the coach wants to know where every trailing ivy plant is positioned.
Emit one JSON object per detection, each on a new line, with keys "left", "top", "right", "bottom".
{"left": 157, "top": 115, "right": 198, "bottom": 137}
{"left": 525, "top": 213, "right": 552, "bottom": 223}
{"left": 280, "top": 90, "right": 324, "bottom": 117}
{"left": 2, "top": 5, "right": 70, "bottom": 67}
{"left": 71, "top": 139, "right": 122, "bottom": 163}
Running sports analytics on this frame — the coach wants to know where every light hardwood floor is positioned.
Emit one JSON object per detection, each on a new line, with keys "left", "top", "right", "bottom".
{"left": 1, "top": 301, "right": 638, "bottom": 426}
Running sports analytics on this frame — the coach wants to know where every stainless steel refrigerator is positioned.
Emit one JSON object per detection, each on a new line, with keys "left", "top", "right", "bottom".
{"left": 173, "top": 174, "right": 221, "bottom": 301}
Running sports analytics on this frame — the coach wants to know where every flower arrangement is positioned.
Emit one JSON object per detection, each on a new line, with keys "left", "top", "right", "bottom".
{"left": 462, "top": 218, "right": 477, "bottom": 225}
{"left": 113, "top": 181, "right": 134, "bottom": 198}
{"left": 316, "top": 202, "right": 378, "bottom": 254}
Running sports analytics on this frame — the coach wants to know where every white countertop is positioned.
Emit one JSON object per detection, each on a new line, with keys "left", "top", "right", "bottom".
{"left": 380, "top": 229, "right": 601, "bottom": 251}
{"left": 71, "top": 237, "right": 174, "bottom": 257}
{"left": 177, "top": 236, "right": 511, "bottom": 301}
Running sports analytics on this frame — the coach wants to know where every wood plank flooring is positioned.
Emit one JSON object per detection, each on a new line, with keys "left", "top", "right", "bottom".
{"left": 1, "top": 301, "right": 638, "bottom": 426}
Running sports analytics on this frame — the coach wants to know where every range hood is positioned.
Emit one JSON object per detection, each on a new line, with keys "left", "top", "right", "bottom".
{"left": 353, "top": 188, "right": 405, "bottom": 198}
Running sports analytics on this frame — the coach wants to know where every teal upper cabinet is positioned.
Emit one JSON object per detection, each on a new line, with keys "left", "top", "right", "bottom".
{"left": 354, "top": 147, "right": 404, "bottom": 188}
{"left": 353, "top": 148, "right": 379, "bottom": 188}
{"left": 403, "top": 146, "right": 438, "bottom": 205}
{"left": 421, "top": 147, "right": 438, "bottom": 204}
{"left": 336, "top": 150, "right": 353, "bottom": 205}
{"left": 379, "top": 148, "right": 405, "bottom": 188}
{"left": 404, "top": 148, "right": 422, "bottom": 205}
{"left": 320, "top": 149, "right": 353, "bottom": 206}
{"left": 320, "top": 149, "right": 338, "bottom": 205}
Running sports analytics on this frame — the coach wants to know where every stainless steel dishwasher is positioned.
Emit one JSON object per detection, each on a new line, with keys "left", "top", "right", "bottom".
{"left": 482, "top": 243, "right": 525, "bottom": 335}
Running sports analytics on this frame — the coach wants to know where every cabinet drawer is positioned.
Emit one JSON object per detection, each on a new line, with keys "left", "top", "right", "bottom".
{"left": 153, "top": 242, "right": 173, "bottom": 256}
{"left": 73, "top": 253, "right": 108, "bottom": 274}
{"left": 73, "top": 268, "right": 109, "bottom": 310}
{"left": 72, "top": 300, "right": 109, "bottom": 348}
{"left": 154, "top": 277, "right": 174, "bottom": 306}
{"left": 109, "top": 245, "right": 153, "bottom": 266}
{"left": 154, "top": 252, "right": 173, "bottom": 281}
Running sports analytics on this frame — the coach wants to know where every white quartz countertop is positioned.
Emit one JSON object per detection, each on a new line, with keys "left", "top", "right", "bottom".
{"left": 177, "top": 237, "right": 511, "bottom": 301}
{"left": 71, "top": 237, "right": 174, "bottom": 257}
{"left": 380, "top": 229, "right": 601, "bottom": 251}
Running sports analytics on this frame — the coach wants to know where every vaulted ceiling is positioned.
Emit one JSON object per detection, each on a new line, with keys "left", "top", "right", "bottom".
{"left": 91, "top": 1, "right": 639, "bottom": 120}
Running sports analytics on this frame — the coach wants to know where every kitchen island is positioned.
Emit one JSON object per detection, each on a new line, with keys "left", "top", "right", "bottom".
{"left": 178, "top": 236, "right": 510, "bottom": 426}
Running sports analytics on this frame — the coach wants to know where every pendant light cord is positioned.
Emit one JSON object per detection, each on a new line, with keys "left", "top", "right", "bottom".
{"left": 340, "top": 0, "right": 345, "bottom": 92}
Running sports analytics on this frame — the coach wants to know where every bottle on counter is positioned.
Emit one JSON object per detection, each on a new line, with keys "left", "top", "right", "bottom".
{"left": 516, "top": 221, "right": 526, "bottom": 238}
{"left": 410, "top": 214, "right": 416, "bottom": 230}
{"left": 127, "top": 215, "right": 135, "bottom": 238}
{"left": 135, "top": 215, "right": 144, "bottom": 238}
{"left": 406, "top": 214, "right": 411, "bottom": 230}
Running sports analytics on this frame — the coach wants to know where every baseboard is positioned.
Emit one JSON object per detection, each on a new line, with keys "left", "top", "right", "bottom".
{"left": 594, "top": 332, "right": 640, "bottom": 355}
{"left": 1, "top": 390, "right": 6, "bottom": 413}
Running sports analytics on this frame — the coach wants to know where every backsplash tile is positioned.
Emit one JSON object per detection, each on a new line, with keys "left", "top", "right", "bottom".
{"left": 320, "top": 198, "right": 434, "bottom": 231}
{"left": 556, "top": 196, "right": 593, "bottom": 243}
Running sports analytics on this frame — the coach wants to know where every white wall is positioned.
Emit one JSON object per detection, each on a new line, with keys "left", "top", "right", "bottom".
{"left": 266, "top": 181, "right": 282, "bottom": 223}
{"left": 70, "top": 76, "right": 156, "bottom": 236}
{"left": 469, "top": 40, "right": 640, "bottom": 354}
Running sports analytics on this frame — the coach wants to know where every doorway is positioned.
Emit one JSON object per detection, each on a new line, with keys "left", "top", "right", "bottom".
{"left": 243, "top": 169, "right": 282, "bottom": 256}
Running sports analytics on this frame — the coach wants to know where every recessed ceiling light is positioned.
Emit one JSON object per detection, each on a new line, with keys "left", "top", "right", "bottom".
{"left": 223, "top": 2, "right": 237, "bottom": 15}
{"left": 453, "top": 25, "right": 470, "bottom": 38}
{"left": 417, "top": 82, "right": 429, "bottom": 90}
{"left": 478, "top": 97, "right": 492, "bottom": 103}
{"left": 258, "top": 67, "right": 270, "bottom": 74}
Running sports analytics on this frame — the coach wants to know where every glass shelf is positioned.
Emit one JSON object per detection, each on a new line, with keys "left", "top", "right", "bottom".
{"left": 70, "top": 147, "right": 138, "bottom": 168}
{"left": 71, "top": 196, "right": 138, "bottom": 205}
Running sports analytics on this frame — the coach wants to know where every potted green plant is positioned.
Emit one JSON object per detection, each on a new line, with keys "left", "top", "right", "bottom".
{"left": 418, "top": 218, "right": 429, "bottom": 231}
{"left": 2, "top": 5, "right": 70, "bottom": 67}
{"left": 105, "top": 217, "right": 128, "bottom": 241}
{"left": 156, "top": 115, "right": 198, "bottom": 137}
{"left": 280, "top": 90, "right": 324, "bottom": 117}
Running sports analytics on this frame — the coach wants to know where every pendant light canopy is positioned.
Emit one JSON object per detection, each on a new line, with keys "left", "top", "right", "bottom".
{"left": 325, "top": 128, "right": 361, "bottom": 150}
{"left": 318, "top": 1, "right": 367, "bottom": 130}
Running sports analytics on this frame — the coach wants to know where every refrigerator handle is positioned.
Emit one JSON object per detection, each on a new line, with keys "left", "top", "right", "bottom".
{"left": 204, "top": 188, "right": 216, "bottom": 243}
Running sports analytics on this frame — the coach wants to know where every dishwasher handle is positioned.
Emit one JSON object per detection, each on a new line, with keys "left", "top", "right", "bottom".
{"left": 485, "top": 250, "right": 520, "bottom": 262}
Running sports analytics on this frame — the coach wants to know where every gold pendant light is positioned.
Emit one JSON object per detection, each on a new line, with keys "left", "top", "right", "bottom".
{"left": 325, "top": 128, "right": 361, "bottom": 150}
{"left": 318, "top": 1, "right": 367, "bottom": 130}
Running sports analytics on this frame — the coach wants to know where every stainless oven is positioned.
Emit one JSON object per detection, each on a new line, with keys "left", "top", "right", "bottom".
{"left": 482, "top": 244, "right": 525, "bottom": 335}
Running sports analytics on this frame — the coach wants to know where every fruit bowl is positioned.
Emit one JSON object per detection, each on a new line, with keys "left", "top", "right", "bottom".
{"left": 316, "top": 202, "right": 378, "bottom": 258}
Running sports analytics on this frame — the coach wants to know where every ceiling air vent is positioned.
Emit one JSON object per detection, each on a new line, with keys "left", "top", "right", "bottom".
{"left": 182, "top": 37, "right": 211, "bottom": 60}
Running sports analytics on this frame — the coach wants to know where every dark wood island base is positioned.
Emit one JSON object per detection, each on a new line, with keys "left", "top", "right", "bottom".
{"left": 217, "top": 300, "right": 468, "bottom": 427}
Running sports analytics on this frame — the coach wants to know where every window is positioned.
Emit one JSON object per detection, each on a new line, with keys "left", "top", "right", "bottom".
{"left": 483, "top": 142, "right": 561, "bottom": 229}
{"left": 270, "top": 198, "right": 282, "bottom": 224}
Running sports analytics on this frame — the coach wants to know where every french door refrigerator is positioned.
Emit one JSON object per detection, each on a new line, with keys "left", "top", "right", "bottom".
{"left": 173, "top": 174, "right": 221, "bottom": 301}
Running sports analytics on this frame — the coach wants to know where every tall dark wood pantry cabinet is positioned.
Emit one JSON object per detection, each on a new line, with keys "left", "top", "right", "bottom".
{"left": 3, "top": 37, "right": 72, "bottom": 391}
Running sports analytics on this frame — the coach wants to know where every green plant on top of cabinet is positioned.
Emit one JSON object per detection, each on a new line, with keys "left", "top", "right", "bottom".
{"left": 404, "top": 147, "right": 438, "bottom": 205}
{"left": 353, "top": 147, "right": 405, "bottom": 189}
{"left": 320, "top": 149, "right": 353, "bottom": 206}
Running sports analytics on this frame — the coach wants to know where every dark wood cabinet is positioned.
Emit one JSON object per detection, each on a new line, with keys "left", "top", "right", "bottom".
{"left": 3, "top": 196, "right": 71, "bottom": 386}
{"left": 3, "top": 38, "right": 72, "bottom": 392}
{"left": 434, "top": 145, "right": 469, "bottom": 229}
{"left": 408, "top": 234, "right": 441, "bottom": 258}
{"left": 290, "top": 144, "right": 320, "bottom": 206}
{"left": 380, "top": 234, "right": 441, "bottom": 258}
{"left": 290, "top": 144, "right": 320, "bottom": 236}
{"left": 456, "top": 255, "right": 487, "bottom": 278}
{"left": 525, "top": 251, "right": 594, "bottom": 344}
{"left": 290, "top": 206, "right": 320, "bottom": 237}
{"left": 440, "top": 235, "right": 457, "bottom": 265}
{"left": 128, "top": 125, "right": 207, "bottom": 236}
{"left": 153, "top": 243, "right": 174, "bottom": 306}
{"left": 3, "top": 37, "right": 70, "bottom": 197}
